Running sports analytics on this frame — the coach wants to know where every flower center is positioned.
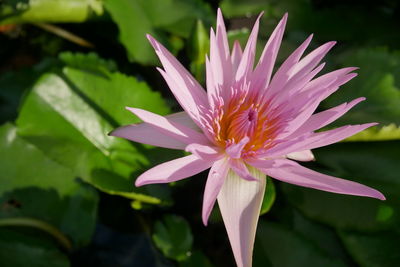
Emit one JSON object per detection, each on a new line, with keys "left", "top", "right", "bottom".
{"left": 226, "top": 106, "right": 258, "bottom": 141}
{"left": 247, "top": 109, "right": 256, "bottom": 122}
{"left": 210, "top": 88, "right": 281, "bottom": 157}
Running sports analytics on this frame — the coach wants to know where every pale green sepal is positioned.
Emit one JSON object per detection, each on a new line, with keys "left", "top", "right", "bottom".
{"left": 217, "top": 167, "right": 266, "bottom": 267}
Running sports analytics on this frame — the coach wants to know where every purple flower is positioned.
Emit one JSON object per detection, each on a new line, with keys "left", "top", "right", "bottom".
{"left": 111, "top": 9, "right": 385, "bottom": 267}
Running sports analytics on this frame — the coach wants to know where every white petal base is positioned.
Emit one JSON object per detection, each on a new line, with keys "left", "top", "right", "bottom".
{"left": 217, "top": 167, "right": 266, "bottom": 267}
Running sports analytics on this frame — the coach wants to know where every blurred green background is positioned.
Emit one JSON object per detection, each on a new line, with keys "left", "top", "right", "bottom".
{"left": 0, "top": 0, "right": 399, "bottom": 266}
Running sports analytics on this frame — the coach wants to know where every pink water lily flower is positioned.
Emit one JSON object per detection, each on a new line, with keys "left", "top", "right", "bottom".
{"left": 111, "top": 9, "right": 385, "bottom": 267}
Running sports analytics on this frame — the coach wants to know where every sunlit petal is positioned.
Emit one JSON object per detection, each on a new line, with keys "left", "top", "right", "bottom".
{"left": 217, "top": 167, "right": 266, "bottom": 267}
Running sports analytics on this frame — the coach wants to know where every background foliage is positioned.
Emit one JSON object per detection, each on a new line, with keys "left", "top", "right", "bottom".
{"left": 0, "top": 0, "right": 399, "bottom": 266}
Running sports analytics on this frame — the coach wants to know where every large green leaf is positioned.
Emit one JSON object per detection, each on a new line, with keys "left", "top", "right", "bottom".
{"left": 260, "top": 177, "right": 276, "bottom": 215}
{"left": 323, "top": 48, "right": 400, "bottom": 140}
{"left": 58, "top": 52, "right": 117, "bottom": 74}
{"left": 152, "top": 215, "right": 193, "bottom": 262}
{"left": 282, "top": 141, "right": 400, "bottom": 232}
{"left": 339, "top": 230, "right": 400, "bottom": 267}
{"left": 0, "top": 68, "right": 37, "bottom": 124}
{"left": 139, "top": 0, "right": 213, "bottom": 38}
{"left": 187, "top": 19, "right": 209, "bottom": 84}
{"left": 104, "top": 0, "right": 213, "bottom": 65}
{"left": 0, "top": 229, "right": 69, "bottom": 267}
{"left": 0, "top": 0, "right": 103, "bottom": 24}
{"left": 254, "top": 220, "right": 346, "bottom": 267}
{"left": 344, "top": 123, "right": 400, "bottom": 142}
{"left": 0, "top": 123, "right": 98, "bottom": 246}
{"left": 220, "top": 0, "right": 271, "bottom": 18}
{"left": 275, "top": 0, "right": 400, "bottom": 47}
{"left": 0, "top": 58, "right": 57, "bottom": 124}
{"left": 103, "top": 0, "right": 160, "bottom": 65}
{"left": 180, "top": 250, "right": 213, "bottom": 267}
{"left": 16, "top": 54, "right": 176, "bottom": 204}
{"left": 291, "top": 211, "right": 351, "bottom": 263}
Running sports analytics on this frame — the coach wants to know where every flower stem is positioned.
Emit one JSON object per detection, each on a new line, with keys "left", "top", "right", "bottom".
{"left": 32, "top": 23, "right": 94, "bottom": 48}
{"left": 0, "top": 217, "right": 72, "bottom": 252}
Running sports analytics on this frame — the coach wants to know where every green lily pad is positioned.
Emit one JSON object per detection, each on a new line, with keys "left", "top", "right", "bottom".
{"left": 339, "top": 230, "right": 400, "bottom": 267}
{"left": 282, "top": 141, "right": 400, "bottom": 232}
{"left": 255, "top": 220, "right": 346, "bottom": 267}
{"left": 0, "top": 123, "right": 98, "bottom": 246}
{"left": 16, "top": 53, "right": 176, "bottom": 204}
{"left": 152, "top": 215, "right": 193, "bottom": 262}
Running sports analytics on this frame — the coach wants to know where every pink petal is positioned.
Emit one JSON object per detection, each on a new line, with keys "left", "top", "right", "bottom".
{"left": 231, "top": 41, "right": 243, "bottom": 74}
{"left": 266, "top": 34, "right": 313, "bottom": 98}
{"left": 135, "top": 154, "right": 213, "bottom": 186}
{"left": 202, "top": 157, "right": 230, "bottom": 225}
{"left": 318, "top": 72, "right": 358, "bottom": 100}
{"left": 273, "top": 89, "right": 327, "bottom": 139}
{"left": 288, "top": 41, "right": 336, "bottom": 79}
{"left": 275, "top": 69, "right": 359, "bottom": 138}
{"left": 266, "top": 41, "right": 335, "bottom": 107}
{"left": 286, "top": 150, "right": 315, "bottom": 161}
{"left": 246, "top": 158, "right": 276, "bottom": 169}
{"left": 205, "top": 56, "right": 217, "bottom": 107}
{"left": 216, "top": 8, "right": 230, "bottom": 60}
{"left": 109, "top": 124, "right": 186, "bottom": 150}
{"left": 217, "top": 167, "right": 266, "bottom": 267}
{"left": 226, "top": 136, "right": 250, "bottom": 159}
{"left": 271, "top": 62, "right": 326, "bottom": 108}
{"left": 235, "top": 12, "right": 263, "bottom": 82}
{"left": 292, "top": 97, "right": 366, "bottom": 137}
{"left": 165, "top": 111, "right": 200, "bottom": 130}
{"left": 230, "top": 159, "right": 258, "bottom": 181}
{"left": 126, "top": 107, "right": 210, "bottom": 146}
{"left": 147, "top": 35, "right": 208, "bottom": 123}
{"left": 110, "top": 111, "right": 203, "bottom": 150}
{"left": 185, "top": 143, "right": 223, "bottom": 161}
{"left": 208, "top": 9, "right": 233, "bottom": 103}
{"left": 257, "top": 159, "right": 385, "bottom": 200}
{"left": 301, "top": 67, "right": 358, "bottom": 95}
{"left": 252, "top": 13, "right": 287, "bottom": 90}
{"left": 265, "top": 123, "right": 378, "bottom": 158}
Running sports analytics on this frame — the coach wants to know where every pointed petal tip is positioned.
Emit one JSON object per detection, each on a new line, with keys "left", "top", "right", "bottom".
{"left": 303, "top": 34, "right": 314, "bottom": 46}
{"left": 202, "top": 217, "right": 209, "bottom": 226}
{"left": 233, "top": 40, "right": 241, "bottom": 47}
{"left": 255, "top": 11, "right": 264, "bottom": 22}
{"left": 146, "top": 34, "right": 156, "bottom": 45}
{"left": 364, "top": 187, "right": 386, "bottom": 201}
{"left": 134, "top": 178, "right": 145, "bottom": 187}
{"left": 155, "top": 66, "right": 165, "bottom": 75}
{"left": 357, "top": 96, "right": 366, "bottom": 102}
{"left": 378, "top": 192, "right": 386, "bottom": 201}
{"left": 349, "top": 72, "right": 358, "bottom": 78}
{"left": 202, "top": 208, "right": 210, "bottom": 226}
{"left": 366, "top": 122, "right": 379, "bottom": 127}
{"left": 320, "top": 41, "right": 336, "bottom": 52}
{"left": 125, "top": 106, "right": 135, "bottom": 112}
{"left": 282, "top": 12, "right": 288, "bottom": 21}
{"left": 146, "top": 34, "right": 163, "bottom": 52}
{"left": 125, "top": 107, "right": 142, "bottom": 117}
{"left": 217, "top": 7, "right": 223, "bottom": 18}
